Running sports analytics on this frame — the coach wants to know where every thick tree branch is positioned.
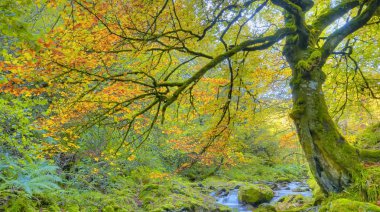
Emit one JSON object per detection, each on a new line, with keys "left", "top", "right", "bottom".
{"left": 272, "top": 0, "right": 310, "bottom": 48}
{"left": 312, "top": 0, "right": 360, "bottom": 35}
{"left": 321, "top": 0, "right": 380, "bottom": 63}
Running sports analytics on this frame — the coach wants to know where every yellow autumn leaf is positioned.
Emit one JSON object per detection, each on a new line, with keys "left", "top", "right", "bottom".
{"left": 127, "top": 155, "right": 136, "bottom": 161}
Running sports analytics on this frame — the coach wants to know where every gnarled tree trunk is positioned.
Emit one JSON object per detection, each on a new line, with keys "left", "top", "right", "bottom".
{"left": 273, "top": 0, "right": 380, "bottom": 194}
{"left": 287, "top": 51, "right": 362, "bottom": 193}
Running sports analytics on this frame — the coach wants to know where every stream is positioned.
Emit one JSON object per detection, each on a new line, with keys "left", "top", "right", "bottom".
{"left": 212, "top": 181, "right": 312, "bottom": 212}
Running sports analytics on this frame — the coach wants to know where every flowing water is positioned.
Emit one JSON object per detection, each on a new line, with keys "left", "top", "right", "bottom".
{"left": 270, "top": 181, "right": 312, "bottom": 203}
{"left": 212, "top": 181, "right": 312, "bottom": 212}
{"left": 212, "top": 189, "right": 252, "bottom": 212}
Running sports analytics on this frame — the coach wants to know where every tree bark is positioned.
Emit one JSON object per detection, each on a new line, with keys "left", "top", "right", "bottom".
{"left": 289, "top": 61, "right": 363, "bottom": 193}
{"left": 281, "top": 31, "right": 364, "bottom": 192}
{"left": 273, "top": 0, "right": 380, "bottom": 195}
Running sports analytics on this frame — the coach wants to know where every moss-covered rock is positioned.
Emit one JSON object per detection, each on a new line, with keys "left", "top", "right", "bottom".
{"left": 291, "top": 187, "right": 309, "bottom": 192}
{"left": 277, "top": 194, "right": 307, "bottom": 203}
{"left": 276, "top": 177, "right": 291, "bottom": 183}
{"left": 201, "top": 176, "right": 245, "bottom": 193}
{"left": 180, "top": 163, "right": 219, "bottom": 181}
{"left": 355, "top": 125, "right": 380, "bottom": 164}
{"left": 256, "top": 203, "right": 277, "bottom": 212}
{"left": 320, "top": 198, "right": 380, "bottom": 212}
{"left": 215, "top": 205, "right": 233, "bottom": 212}
{"left": 139, "top": 177, "right": 225, "bottom": 212}
{"left": 275, "top": 194, "right": 313, "bottom": 211}
{"left": 356, "top": 122, "right": 380, "bottom": 150}
{"left": 238, "top": 184, "right": 274, "bottom": 205}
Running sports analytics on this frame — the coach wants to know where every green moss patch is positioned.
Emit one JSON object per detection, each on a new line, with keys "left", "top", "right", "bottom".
{"left": 320, "top": 198, "right": 380, "bottom": 212}
{"left": 275, "top": 194, "right": 313, "bottom": 211}
{"left": 238, "top": 184, "right": 274, "bottom": 205}
{"left": 139, "top": 177, "right": 225, "bottom": 212}
{"left": 357, "top": 123, "right": 380, "bottom": 148}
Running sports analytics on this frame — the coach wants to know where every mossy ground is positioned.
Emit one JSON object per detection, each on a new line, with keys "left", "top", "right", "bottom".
{"left": 0, "top": 152, "right": 308, "bottom": 211}
{"left": 5, "top": 124, "right": 379, "bottom": 211}
{"left": 355, "top": 123, "right": 380, "bottom": 150}
{"left": 299, "top": 123, "right": 380, "bottom": 212}
{"left": 0, "top": 175, "right": 228, "bottom": 212}
{"left": 320, "top": 198, "right": 380, "bottom": 212}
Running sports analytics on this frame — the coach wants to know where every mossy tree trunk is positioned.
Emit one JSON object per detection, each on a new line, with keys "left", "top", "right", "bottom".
{"left": 272, "top": 0, "right": 380, "bottom": 193}
{"left": 287, "top": 50, "right": 362, "bottom": 193}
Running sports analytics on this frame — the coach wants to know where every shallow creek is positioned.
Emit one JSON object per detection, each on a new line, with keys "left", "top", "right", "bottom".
{"left": 212, "top": 181, "right": 313, "bottom": 212}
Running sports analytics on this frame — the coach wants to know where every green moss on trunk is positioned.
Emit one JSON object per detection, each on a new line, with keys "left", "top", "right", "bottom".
{"left": 287, "top": 48, "right": 363, "bottom": 193}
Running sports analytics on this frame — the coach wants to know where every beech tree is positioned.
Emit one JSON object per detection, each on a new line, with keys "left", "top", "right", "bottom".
{"left": 2, "top": 0, "right": 380, "bottom": 194}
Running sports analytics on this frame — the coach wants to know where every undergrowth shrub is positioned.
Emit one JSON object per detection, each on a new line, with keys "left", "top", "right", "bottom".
{"left": 0, "top": 156, "right": 62, "bottom": 211}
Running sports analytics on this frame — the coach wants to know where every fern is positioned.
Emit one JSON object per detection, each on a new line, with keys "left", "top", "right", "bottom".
{"left": 0, "top": 156, "right": 63, "bottom": 196}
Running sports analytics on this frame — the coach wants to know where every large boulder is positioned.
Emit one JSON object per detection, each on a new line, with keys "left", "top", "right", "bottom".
{"left": 238, "top": 184, "right": 274, "bottom": 205}
{"left": 320, "top": 198, "right": 380, "bottom": 212}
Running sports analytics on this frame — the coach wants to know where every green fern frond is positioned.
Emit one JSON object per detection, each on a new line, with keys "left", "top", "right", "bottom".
{"left": 0, "top": 157, "right": 63, "bottom": 196}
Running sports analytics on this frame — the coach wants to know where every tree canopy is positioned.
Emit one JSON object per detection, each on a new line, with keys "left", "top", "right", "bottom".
{"left": 1, "top": 0, "right": 380, "bottom": 201}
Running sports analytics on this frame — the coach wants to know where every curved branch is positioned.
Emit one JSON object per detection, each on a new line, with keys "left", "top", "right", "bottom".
{"left": 271, "top": 0, "right": 310, "bottom": 48}
{"left": 161, "top": 27, "right": 295, "bottom": 121}
{"left": 312, "top": 0, "right": 360, "bottom": 36}
{"left": 198, "top": 4, "right": 240, "bottom": 40}
{"left": 321, "top": 0, "right": 380, "bottom": 64}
